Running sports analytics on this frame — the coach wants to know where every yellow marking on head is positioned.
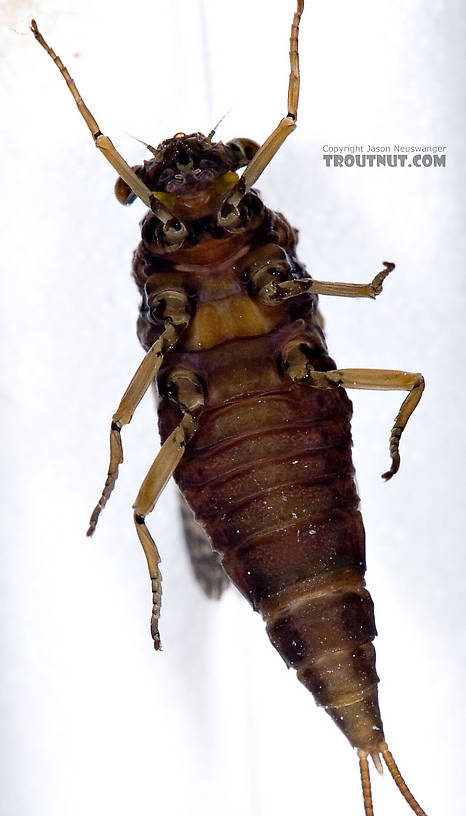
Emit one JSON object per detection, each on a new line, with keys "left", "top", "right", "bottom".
{"left": 214, "top": 171, "right": 239, "bottom": 194}
{"left": 153, "top": 190, "right": 176, "bottom": 209}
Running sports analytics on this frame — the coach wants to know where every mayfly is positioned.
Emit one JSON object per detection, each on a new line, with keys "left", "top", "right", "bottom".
{"left": 32, "top": 3, "right": 429, "bottom": 814}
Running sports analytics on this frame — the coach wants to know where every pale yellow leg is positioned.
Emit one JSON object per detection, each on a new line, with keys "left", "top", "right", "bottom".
{"left": 218, "top": 0, "right": 304, "bottom": 226}
{"left": 310, "top": 368, "right": 423, "bottom": 480}
{"left": 30, "top": 19, "right": 185, "bottom": 242}
{"left": 133, "top": 370, "right": 204, "bottom": 649}
{"left": 259, "top": 262, "right": 394, "bottom": 304}
{"left": 284, "top": 344, "right": 424, "bottom": 480}
{"left": 133, "top": 417, "right": 195, "bottom": 650}
{"left": 87, "top": 323, "right": 184, "bottom": 536}
{"left": 323, "top": 368, "right": 423, "bottom": 480}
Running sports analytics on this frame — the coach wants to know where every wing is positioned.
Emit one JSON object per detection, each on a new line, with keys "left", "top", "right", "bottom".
{"left": 178, "top": 491, "right": 230, "bottom": 599}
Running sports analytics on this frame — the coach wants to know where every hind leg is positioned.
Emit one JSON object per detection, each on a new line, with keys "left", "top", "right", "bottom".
{"left": 132, "top": 370, "right": 204, "bottom": 649}
{"left": 282, "top": 341, "right": 424, "bottom": 480}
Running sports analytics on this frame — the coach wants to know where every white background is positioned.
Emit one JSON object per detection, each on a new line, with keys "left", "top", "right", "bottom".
{"left": 1, "top": 1, "right": 465, "bottom": 815}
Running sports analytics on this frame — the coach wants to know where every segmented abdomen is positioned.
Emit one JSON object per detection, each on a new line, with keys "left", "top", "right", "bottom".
{"left": 158, "top": 340, "right": 384, "bottom": 751}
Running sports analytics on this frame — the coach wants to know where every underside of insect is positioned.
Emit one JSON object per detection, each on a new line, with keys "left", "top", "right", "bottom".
{"left": 32, "top": 4, "right": 429, "bottom": 815}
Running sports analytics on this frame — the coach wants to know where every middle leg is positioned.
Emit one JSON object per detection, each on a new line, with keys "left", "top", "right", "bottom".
{"left": 241, "top": 245, "right": 394, "bottom": 304}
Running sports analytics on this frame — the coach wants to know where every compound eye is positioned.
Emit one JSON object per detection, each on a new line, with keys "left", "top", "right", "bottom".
{"left": 114, "top": 164, "right": 143, "bottom": 205}
{"left": 226, "top": 138, "right": 260, "bottom": 168}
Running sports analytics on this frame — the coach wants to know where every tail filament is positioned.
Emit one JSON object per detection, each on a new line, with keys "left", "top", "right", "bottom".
{"left": 358, "top": 751, "right": 374, "bottom": 816}
{"left": 357, "top": 743, "right": 428, "bottom": 816}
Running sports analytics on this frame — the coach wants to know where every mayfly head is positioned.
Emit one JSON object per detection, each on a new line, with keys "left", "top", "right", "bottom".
{"left": 115, "top": 132, "right": 259, "bottom": 220}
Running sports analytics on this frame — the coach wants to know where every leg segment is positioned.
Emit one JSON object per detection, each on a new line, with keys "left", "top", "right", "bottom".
{"left": 257, "top": 262, "right": 394, "bottom": 305}
{"left": 242, "top": 245, "right": 393, "bottom": 304}
{"left": 218, "top": 0, "right": 304, "bottom": 227}
{"left": 30, "top": 20, "right": 186, "bottom": 245}
{"left": 133, "top": 418, "right": 193, "bottom": 651}
{"left": 282, "top": 341, "right": 424, "bottom": 480}
{"left": 87, "top": 318, "right": 189, "bottom": 537}
{"left": 133, "top": 370, "right": 204, "bottom": 649}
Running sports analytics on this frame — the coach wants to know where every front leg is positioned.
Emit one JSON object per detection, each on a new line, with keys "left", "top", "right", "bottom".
{"left": 218, "top": 1, "right": 304, "bottom": 228}
{"left": 31, "top": 20, "right": 188, "bottom": 248}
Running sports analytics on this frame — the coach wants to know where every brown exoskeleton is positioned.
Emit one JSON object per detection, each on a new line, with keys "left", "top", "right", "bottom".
{"left": 32, "top": 3, "right": 429, "bottom": 814}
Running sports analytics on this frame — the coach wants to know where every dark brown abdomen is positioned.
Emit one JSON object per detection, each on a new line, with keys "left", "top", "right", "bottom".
{"left": 159, "top": 331, "right": 384, "bottom": 752}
